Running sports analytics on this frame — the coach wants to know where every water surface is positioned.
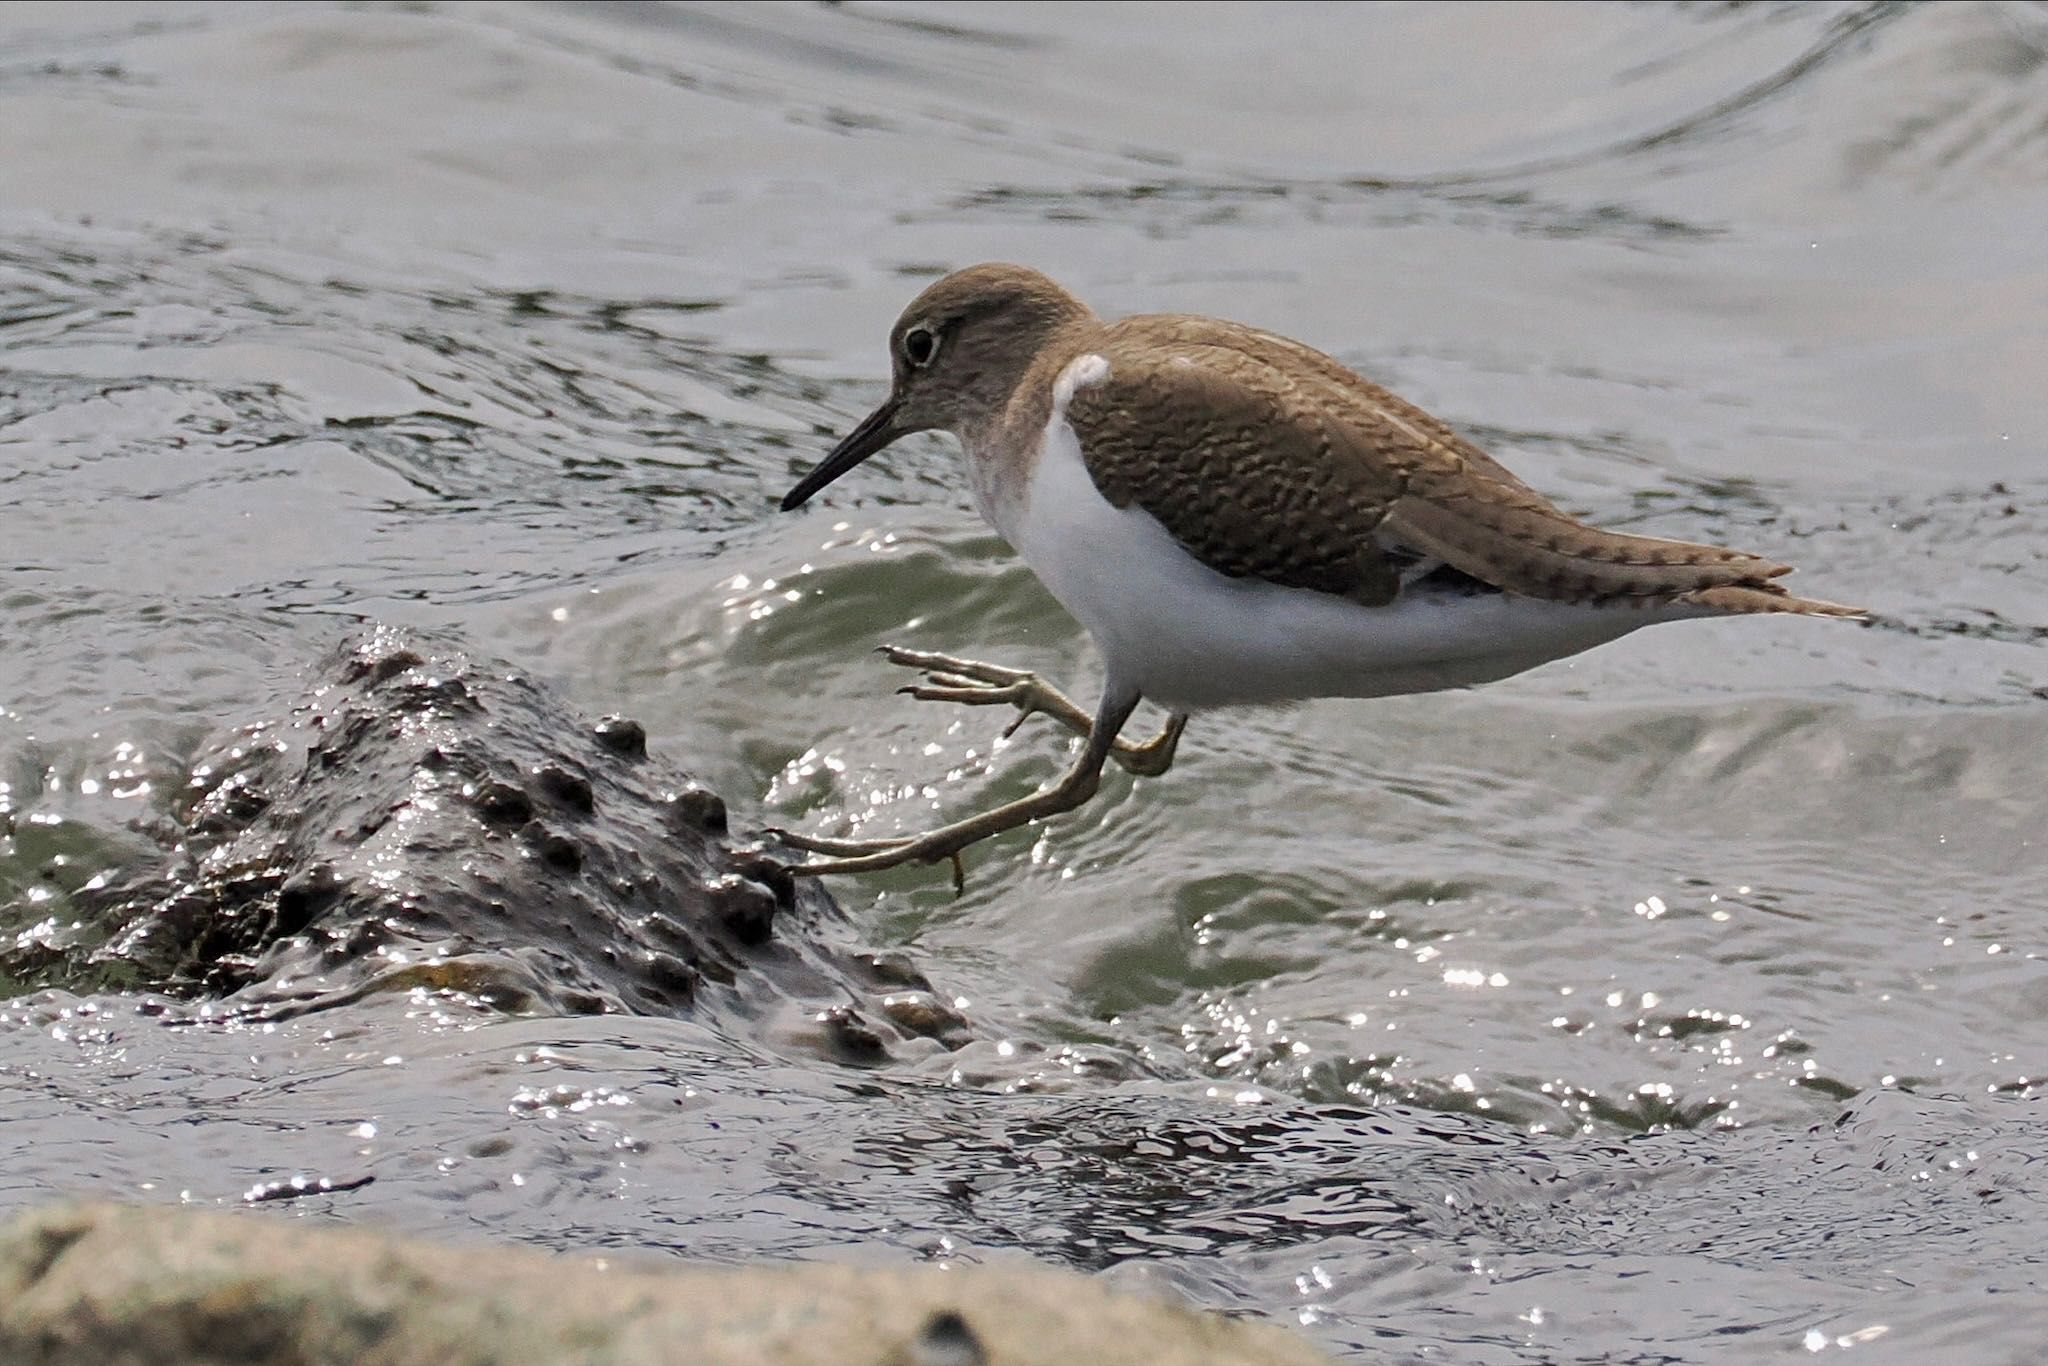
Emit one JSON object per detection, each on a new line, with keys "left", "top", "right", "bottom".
{"left": 4, "top": 3, "right": 2046, "bottom": 1360}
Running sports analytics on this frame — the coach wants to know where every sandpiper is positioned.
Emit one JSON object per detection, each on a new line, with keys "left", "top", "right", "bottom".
{"left": 773, "top": 264, "right": 1862, "bottom": 881}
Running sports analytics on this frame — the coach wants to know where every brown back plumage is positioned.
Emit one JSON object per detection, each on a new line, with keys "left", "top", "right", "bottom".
{"left": 1062, "top": 315, "right": 1864, "bottom": 618}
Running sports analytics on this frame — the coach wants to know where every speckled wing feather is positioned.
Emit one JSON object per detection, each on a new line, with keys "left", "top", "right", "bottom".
{"left": 1065, "top": 335, "right": 1407, "bottom": 606}
{"left": 1068, "top": 316, "right": 1861, "bottom": 615}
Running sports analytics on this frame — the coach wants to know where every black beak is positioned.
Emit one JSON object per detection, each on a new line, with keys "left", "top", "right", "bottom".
{"left": 781, "top": 399, "right": 902, "bottom": 511}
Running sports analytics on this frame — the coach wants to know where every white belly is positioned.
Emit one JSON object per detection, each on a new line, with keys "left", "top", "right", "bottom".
{"left": 983, "top": 417, "right": 1691, "bottom": 712}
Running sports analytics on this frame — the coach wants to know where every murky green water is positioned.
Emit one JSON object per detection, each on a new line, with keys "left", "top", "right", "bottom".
{"left": 4, "top": 3, "right": 2046, "bottom": 1360}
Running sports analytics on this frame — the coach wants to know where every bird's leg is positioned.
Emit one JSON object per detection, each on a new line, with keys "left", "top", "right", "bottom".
{"left": 879, "top": 645, "right": 1188, "bottom": 777}
{"left": 771, "top": 689, "right": 1141, "bottom": 879}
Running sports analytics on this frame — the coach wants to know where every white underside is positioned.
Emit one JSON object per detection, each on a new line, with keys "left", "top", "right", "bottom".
{"left": 977, "top": 408, "right": 1705, "bottom": 713}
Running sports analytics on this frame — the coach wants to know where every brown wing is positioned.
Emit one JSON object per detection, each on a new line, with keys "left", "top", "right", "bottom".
{"left": 1064, "top": 338, "right": 1407, "bottom": 606}
{"left": 1069, "top": 317, "right": 1834, "bottom": 609}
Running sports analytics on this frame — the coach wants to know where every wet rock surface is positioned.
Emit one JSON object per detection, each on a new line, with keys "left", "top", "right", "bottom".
{"left": 0, "top": 1201, "right": 1329, "bottom": 1366}
{"left": 8, "top": 626, "right": 956, "bottom": 1055}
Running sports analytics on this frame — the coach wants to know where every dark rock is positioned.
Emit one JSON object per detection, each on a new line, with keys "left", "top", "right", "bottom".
{"left": 534, "top": 763, "right": 594, "bottom": 814}
{"left": 592, "top": 714, "right": 648, "bottom": 759}
{"left": 10, "top": 626, "right": 947, "bottom": 1051}
{"left": 666, "top": 784, "right": 729, "bottom": 835}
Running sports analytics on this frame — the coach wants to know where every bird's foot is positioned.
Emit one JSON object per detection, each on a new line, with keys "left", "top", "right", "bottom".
{"left": 1113, "top": 712, "right": 1187, "bottom": 778}
{"left": 877, "top": 644, "right": 1092, "bottom": 742}
{"left": 877, "top": 645, "right": 1187, "bottom": 776}
{"left": 766, "top": 822, "right": 968, "bottom": 891}
{"left": 770, "top": 757, "right": 1111, "bottom": 890}
{"left": 764, "top": 656, "right": 1166, "bottom": 888}
{"left": 763, "top": 827, "right": 915, "bottom": 857}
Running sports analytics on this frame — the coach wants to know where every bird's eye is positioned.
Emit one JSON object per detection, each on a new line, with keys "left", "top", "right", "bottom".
{"left": 901, "top": 326, "right": 939, "bottom": 368}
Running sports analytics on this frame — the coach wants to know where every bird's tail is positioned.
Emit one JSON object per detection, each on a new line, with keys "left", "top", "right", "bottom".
{"left": 1675, "top": 583, "right": 1869, "bottom": 619}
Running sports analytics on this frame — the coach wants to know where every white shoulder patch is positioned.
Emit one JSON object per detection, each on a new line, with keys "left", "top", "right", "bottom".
{"left": 1052, "top": 352, "right": 1111, "bottom": 412}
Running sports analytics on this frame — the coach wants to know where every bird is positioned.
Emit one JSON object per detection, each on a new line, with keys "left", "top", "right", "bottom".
{"left": 770, "top": 263, "right": 1863, "bottom": 882}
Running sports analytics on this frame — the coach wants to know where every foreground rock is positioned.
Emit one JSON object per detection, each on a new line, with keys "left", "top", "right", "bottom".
{"left": 0, "top": 1202, "right": 1326, "bottom": 1366}
{"left": 7, "top": 625, "right": 962, "bottom": 1057}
